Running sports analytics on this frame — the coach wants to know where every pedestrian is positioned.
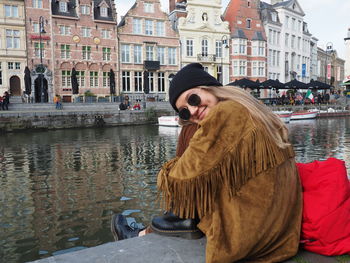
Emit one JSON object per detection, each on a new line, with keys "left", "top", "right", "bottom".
{"left": 112, "top": 63, "right": 302, "bottom": 263}
{"left": 0, "top": 95, "right": 3, "bottom": 110}
{"left": 53, "top": 95, "right": 62, "bottom": 110}
{"left": 2, "top": 91, "right": 10, "bottom": 110}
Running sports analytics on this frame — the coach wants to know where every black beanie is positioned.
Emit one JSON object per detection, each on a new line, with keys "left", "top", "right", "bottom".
{"left": 169, "top": 63, "right": 222, "bottom": 111}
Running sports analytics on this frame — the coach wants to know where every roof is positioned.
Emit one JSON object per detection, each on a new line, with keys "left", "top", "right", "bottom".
{"left": 252, "top": 31, "right": 266, "bottom": 41}
{"left": 231, "top": 29, "right": 247, "bottom": 39}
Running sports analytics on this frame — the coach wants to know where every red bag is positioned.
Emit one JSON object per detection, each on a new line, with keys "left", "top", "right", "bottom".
{"left": 297, "top": 158, "right": 350, "bottom": 255}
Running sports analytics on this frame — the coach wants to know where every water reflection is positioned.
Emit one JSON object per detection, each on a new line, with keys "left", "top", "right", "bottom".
{"left": 0, "top": 120, "right": 349, "bottom": 262}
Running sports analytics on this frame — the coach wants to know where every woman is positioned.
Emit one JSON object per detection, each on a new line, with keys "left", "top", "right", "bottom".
{"left": 156, "top": 63, "right": 302, "bottom": 262}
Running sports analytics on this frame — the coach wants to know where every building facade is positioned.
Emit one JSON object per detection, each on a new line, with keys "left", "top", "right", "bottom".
{"left": 261, "top": 0, "right": 312, "bottom": 83}
{"left": 170, "top": 0, "right": 230, "bottom": 84}
{"left": 224, "top": 0, "right": 267, "bottom": 86}
{"left": 317, "top": 47, "right": 345, "bottom": 91}
{"left": 344, "top": 28, "right": 350, "bottom": 82}
{"left": 309, "top": 36, "right": 318, "bottom": 81}
{"left": 0, "top": 0, "right": 27, "bottom": 97}
{"left": 117, "top": 0, "right": 180, "bottom": 102}
{"left": 25, "top": 0, "right": 118, "bottom": 103}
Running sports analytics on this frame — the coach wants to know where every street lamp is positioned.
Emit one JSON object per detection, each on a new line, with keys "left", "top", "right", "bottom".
{"left": 325, "top": 42, "right": 333, "bottom": 85}
{"left": 39, "top": 16, "right": 46, "bottom": 103}
{"left": 221, "top": 35, "right": 229, "bottom": 84}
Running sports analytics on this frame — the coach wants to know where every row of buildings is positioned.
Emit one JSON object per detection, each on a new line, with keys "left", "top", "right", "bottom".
{"left": 0, "top": 0, "right": 347, "bottom": 103}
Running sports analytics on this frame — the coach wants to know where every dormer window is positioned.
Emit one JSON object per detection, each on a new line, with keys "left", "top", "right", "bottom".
{"left": 100, "top": 6, "right": 108, "bottom": 17}
{"left": 59, "top": 1, "right": 68, "bottom": 12}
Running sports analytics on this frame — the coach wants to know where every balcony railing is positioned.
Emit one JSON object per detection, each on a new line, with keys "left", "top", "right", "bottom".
{"left": 197, "top": 54, "right": 216, "bottom": 62}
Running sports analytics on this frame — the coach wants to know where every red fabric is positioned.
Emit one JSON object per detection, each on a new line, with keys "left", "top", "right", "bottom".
{"left": 297, "top": 158, "right": 350, "bottom": 255}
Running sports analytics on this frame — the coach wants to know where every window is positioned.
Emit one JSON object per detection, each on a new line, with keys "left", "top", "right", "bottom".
{"left": 233, "top": 61, "right": 239, "bottom": 76}
{"left": 156, "top": 21, "right": 165, "bottom": 36}
{"left": 239, "top": 61, "right": 247, "bottom": 75}
{"left": 62, "top": 70, "right": 71, "bottom": 87}
{"left": 134, "top": 72, "right": 142, "bottom": 92}
{"left": 0, "top": 63, "right": 2, "bottom": 85}
{"left": 144, "top": 3, "right": 154, "bottom": 13}
{"left": 232, "top": 39, "right": 246, "bottom": 55}
{"left": 59, "top": 2, "right": 68, "bottom": 12}
{"left": 246, "top": 19, "right": 251, "bottom": 29}
{"left": 291, "top": 35, "right": 295, "bottom": 49}
{"left": 121, "top": 44, "right": 130, "bottom": 63}
{"left": 100, "top": 7, "right": 108, "bottom": 17}
{"left": 80, "top": 5, "right": 90, "bottom": 15}
{"left": 285, "top": 33, "right": 289, "bottom": 47}
{"left": 134, "top": 45, "right": 142, "bottom": 64}
{"left": 157, "top": 47, "right": 165, "bottom": 65}
{"left": 277, "top": 51, "right": 280, "bottom": 66}
{"left": 158, "top": 72, "right": 165, "bottom": 92}
{"left": 146, "top": 45, "right": 154, "bottom": 60}
{"left": 8, "top": 62, "right": 14, "bottom": 69}
{"left": 34, "top": 43, "right": 44, "bottom": 57}
{"left": 89, "top": 71, "right": 98, "bottom": 87}
{"left": 298, "top": 37, "right": 301, "bottom": 50}
{"left": 145, "top": 20, "right": 153, "bottom": 35}
{"left": 59, "top": 25, "right": 70, "bottom": 35}
{"left": 133, "top": 18, "right": 142, "bottom": 34}
{"left": 33, "top": 22, "right": 39, "bottom": 33}
{"left": 6, "top": 30, "right": 20, "bottom": 49}
{"left": 252, "top": 41, "right": 265, "bottom": 56}
{"left": 268, "top": 29, "right": 272, "bottom": 44}
{"left": 60, "top": 44, "right": 70, "bottom": 59}
{"left": 102, "top": 47, "right": 111, "bottom": 61}
{"left": 33, "top": 0, "right": 43, "bottom": 8}
{"left": 148, "top": 72, "right": 154, "bottom": 92}
{"left": 122, "top": 71, "right": 131, "bottom": 91}
{"left": 103, "top": 72, "right": 109, "bottom": 88}
{"left": 5, "top": 5, "right": 18, "bottom": 18}
{"left": 285, "top": 16, "right": 289, "bottom": 28}
{"left": 15, "top": 62, "right": 20, "bottom": 69}
{"left": 215, "top": 41, "right": 222, "bottom": 58}
{"left": 82, "top": 46, "right": 91, "bottom": 60}
{"left": 81, "top": 27, "right": 91, "bottom": 37}
{"left": 168, "top": 47, "right": 176, "bottom": 65}
{"left": 186, "top": 39, "right": 193, "bottom": 57}
{"left": 292, "top": 18, "right": 296, "bottom": 31}
{"left": 101, "top": 29, "right": 110, "bottom": 39}
{"left": 77, "top": 71, "right": 85, "bottom": 87}
{"left": 201, "top": 39, "right": 208, "bottom": 56}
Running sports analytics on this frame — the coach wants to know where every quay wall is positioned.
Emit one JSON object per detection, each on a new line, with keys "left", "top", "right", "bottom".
{"left": 0, "top": 101, "right": 349, "bottom": 132}
{"left": 0, "top": 108, "right": 173, "bottom": 133}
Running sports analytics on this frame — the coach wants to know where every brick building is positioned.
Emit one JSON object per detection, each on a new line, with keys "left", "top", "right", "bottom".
{"left": 117, "top": 0, "right": 180, "bottom": 102}
{"left": 223, "top": 0, "right": 267, "bottom": 85}
{"left": 25, "top": 0, "right": 118, "bottom": 103}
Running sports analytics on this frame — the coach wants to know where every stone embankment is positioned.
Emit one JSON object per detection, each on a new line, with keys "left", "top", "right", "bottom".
{"left": 29, "top": 234, "right": 349, "bottom": 263}
{"left": 0, "top": 102, "right": 174, "bottom": 132}
{"left": 1, "top": 102, "right": 349, "bottom": 133}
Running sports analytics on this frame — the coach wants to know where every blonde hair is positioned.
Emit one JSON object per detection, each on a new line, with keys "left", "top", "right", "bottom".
{"left": 180, "top": 85, "right": 290, "bottom": 149}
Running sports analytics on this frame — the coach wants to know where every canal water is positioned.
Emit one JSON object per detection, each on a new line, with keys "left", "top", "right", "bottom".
{"left": 1, "top": 118, "right": 350, "bottom": 262}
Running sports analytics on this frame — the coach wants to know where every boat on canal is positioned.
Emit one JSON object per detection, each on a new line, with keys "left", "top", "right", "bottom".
{"left": 273, "top": 111, "right": 293, "bottom": 123}
{"left": 290, "top": 110, "right": 318, "bottom": 120}
{"left": 158, "top": 116, "right": 180, "bottom": 127}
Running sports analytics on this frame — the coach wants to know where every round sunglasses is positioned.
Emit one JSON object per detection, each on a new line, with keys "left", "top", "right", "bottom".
{"left": 178, "top": 94, "right": 201, "bottom": 120}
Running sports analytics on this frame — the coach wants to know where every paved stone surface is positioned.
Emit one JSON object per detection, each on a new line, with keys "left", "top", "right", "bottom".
{"left": 28, "top": 234, "right": 349, "bottom": 263}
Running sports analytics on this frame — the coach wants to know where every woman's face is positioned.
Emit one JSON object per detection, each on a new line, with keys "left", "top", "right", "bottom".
{"left": 175, "top": 88, "right": 219, "bottom": 123}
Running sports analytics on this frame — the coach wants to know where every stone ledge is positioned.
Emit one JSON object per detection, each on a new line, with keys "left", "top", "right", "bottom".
{"left": 28, "top": 233, "right": 346, "bottom": 263}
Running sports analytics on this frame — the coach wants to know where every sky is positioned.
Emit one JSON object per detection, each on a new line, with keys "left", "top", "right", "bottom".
{"left": 115, "top": 0, "right": 349, "bottom": 59}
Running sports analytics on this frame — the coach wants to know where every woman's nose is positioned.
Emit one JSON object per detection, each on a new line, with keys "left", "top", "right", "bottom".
{"left": 187, "top": 104, "right": 199, "bottom": 117}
